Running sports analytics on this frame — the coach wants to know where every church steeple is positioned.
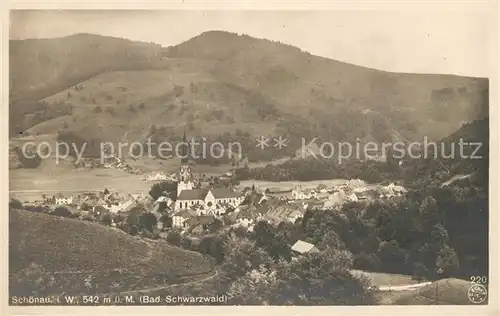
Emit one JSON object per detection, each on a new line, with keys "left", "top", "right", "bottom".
{"left": 180, "top": 130, "right": 189, "bottom": 164}
{"left": 177, "top": 129, "right": 193, "bottom": 197}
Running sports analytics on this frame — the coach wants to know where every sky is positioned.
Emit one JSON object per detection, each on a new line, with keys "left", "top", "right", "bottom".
{"left": 10, "top": 9, "right": 491, "bottom": 77}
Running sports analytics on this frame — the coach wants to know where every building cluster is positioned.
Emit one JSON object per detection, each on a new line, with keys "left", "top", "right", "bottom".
{"left": 102, "top": 155, "right": 144, "bottom": 174}
{"left": 27, "top": 135, "right": 408, "bottom": 239}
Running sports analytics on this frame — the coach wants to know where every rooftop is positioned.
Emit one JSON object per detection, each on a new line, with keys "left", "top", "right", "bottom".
{"left": 174, "top": 209, "right": 197, "bottom": 218}
{"left": 177, "top": 188, "right": 209, "bottom": 201}
{"left": 291, "top": 240, "right": 317, "bottom": 254}
{"left": 212, "top": 187, "right": 241, "bottom": 199}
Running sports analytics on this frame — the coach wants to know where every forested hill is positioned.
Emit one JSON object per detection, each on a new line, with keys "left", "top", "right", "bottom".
{"left": 11, "top": 32, "right": 488, "bottom": 160}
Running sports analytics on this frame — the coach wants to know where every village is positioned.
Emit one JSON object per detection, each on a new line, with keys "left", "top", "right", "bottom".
{"left": 16, "top": 147, "right": 408, "bottom": 255}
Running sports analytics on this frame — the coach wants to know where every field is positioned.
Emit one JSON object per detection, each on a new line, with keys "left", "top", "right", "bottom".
{"left": 376, "top": 278, "right": 486, "bottom": 305}
{"left": 9, "top": 144, "right": 237, "bottom": 202}
{"left": 9, "top": 209, "right": 216, "bottom": 296}
{"left": 350, "top": 270, "right": 418, "bottom": 287}
{"left": 9, "top": 165, "right": 149, "bottom": 201}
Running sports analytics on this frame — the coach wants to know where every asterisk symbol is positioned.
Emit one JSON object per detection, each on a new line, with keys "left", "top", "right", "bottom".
{"left": 256, "top": 136, "right": 270, "bottom": 150}
{"left": 273, "top": 136, "right": 288, "bottom": 150}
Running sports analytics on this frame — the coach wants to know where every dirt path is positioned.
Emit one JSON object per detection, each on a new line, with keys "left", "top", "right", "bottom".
{"left": 377, "top": 282, "right": 433, "bottom": 292}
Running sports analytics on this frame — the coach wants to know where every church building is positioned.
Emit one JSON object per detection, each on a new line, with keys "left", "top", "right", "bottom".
{"left": 174, "top": 132, "right": 243, "bottom": 214}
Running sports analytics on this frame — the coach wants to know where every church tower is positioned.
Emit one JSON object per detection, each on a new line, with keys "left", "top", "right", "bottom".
{"left": 177, "top": 131, "right": 193, "bottom": 197}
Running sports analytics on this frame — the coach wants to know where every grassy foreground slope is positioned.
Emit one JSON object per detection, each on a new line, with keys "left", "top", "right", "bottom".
{"left": 9, "top": 209, "right": 215, "bottom": 295}
{"left": 378, "top": 278, "right": 487, "bottom": 305}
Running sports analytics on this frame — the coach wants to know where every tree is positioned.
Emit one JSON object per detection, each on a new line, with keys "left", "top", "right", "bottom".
{"left": 419, "top": 196, "right": 438, "bottom": 227}
{"left": 104, "top": 188, "right": 110, "bottom": 195}
{"left": 113, "top": 214, "right": 125, "bottom": 225}
{"left": 354, "top": 252, "right": 382, "bottom": 272}
{"left": 228, "top": 248, "right": 374, "bottom": 305}
{"left": 376, "top": 240, "right": 408, "bottom": 274}
{"left": 412, "top": 262, "right": 429, "bottom": 282}
{"left": 276, "top": 221, "right": 299, "bottom": 244}
{"left": 430, "top": 224, "right": 449, "bottom": 248}
{"left": 167, "top": 231, "right": 181, "bottom": 246}
{"left": 157, "top": 201, "right": 169, "bottom": 214}
{"left": 139, "top": 213, "right": 158, "bottom": 232}
{"left": 180, "top": 236, "right": 192, "bottom": 249}
{"left": 208, "top": 218, "right": 223, "bottom": 233}
{"left": 100, "top": 213, "right": 112, "bottom": 226}
{"left": 126, "top": 212, "right": 140, "bottom": 227}
{"left": 253, "top": 221, "right": 276, "bottom": 248}
{"left": 159, "top": 214, "right": 172, "bottom": 229}
{"left": 93, "top": 106, "right": 102, "bottom": 113}
{"left": 51, "top": 206, "right": 72, "bottom": 218}
{"left": 436, "top": 245, "right": 460, "bottom": 278}
{"left": 221, "top": 237, "right": 273, "bottom": 283}
{"left": 149, "top": 181, "right": 177, "bottom": 200}
{"left": 228, "top": 266, "right": 278, "bottom": 304}
{"left": 9, "top": 198, "right": 23, "bottom": 210}
{"left": 129, "top": 225, "right": 139, "bottom": 236}
{"left": 318, "top": 230, "right": 346, "bottom": 250}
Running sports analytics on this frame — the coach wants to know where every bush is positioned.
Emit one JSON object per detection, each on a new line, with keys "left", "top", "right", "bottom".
{"left": 100, "top": 213, "right": 113, "bottom": 226}
{"left": 180, "top": 237, "right": 192, "bottom": 249}
{"left": 51, "top": 206, "right": 72, "bottom": 218}
{"left": 353, "top": 252, "right": 382, "bottom": 272}
{"left": 9, "top": 198, "right": 23, "bottom": 210}
{"left": 166, "top": 231, "right": 181, "bottom": 246}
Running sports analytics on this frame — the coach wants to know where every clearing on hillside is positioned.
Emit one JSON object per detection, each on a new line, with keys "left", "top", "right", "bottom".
{"left": 9, "top": 209, "right": 215, "bottom": 296}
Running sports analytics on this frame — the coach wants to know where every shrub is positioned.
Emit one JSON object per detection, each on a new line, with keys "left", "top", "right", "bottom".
{"left": 51, "top": 206, "right": 72, "bottom": 218}
{"left": 9, "top": 199, "right": 23, "bottom": 209}
{"left": 166, "top": 231, "right": 181, "bottom": 246}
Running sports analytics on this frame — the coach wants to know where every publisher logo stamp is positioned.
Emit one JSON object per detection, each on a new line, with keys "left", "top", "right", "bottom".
{"left": 467, "top": 284, "right": 487, "bottom": 304}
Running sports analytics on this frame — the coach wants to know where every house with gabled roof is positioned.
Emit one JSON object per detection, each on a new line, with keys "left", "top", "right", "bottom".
{"left": 265, "top": 202, "right": 304, "bottom": 225}
{"left": 292, "top": 186, "right": 317, "bottom": 200}
{"left": 172, "top": 209, "right": 197, "bottom": 228}
{"left": 54, "top": 194, "right": 76, "bottom": 205}
{"left": 291, "top": 240, "right": 319, "bottom": 255}
{"left": 175, "top": 187, "right": 243, "bottom": 214}
{"left": 185, "top": 215, "right": 215, "bottom": 231}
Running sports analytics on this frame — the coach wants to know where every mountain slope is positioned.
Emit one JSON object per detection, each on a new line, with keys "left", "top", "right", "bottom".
{"left": 9, "top": 34, "right": 162, "bottom": 135}
{"left": 10, "top": 32, "right": 489, "bottom": 162}
{"left": 167, "top": 31, "right": 489, "bottom": 141}
{"left": 9, "top": 208, "right": 215, "bottom": 295}
{"left": 402, "top": 116, "right": 489, "bottom": 188}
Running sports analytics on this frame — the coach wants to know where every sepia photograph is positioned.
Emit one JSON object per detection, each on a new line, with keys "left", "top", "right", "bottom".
{"left": 6, "top": 6, "right": 494, "bottom": 309}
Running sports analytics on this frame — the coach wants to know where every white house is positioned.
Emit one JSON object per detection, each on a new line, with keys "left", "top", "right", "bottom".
{"left": 172, "top": 209, "right": 197, "bottom": 228}
{"left": 55, "top": 195, "right": 74, "bottom": 205}
{"left": 235, "top": 211, "right": 257, "bottom": 228}
{"left": 107, "top": 200, "right": 135, "bottom": 214}
{"left": 346, "top": 193, "right": 359, "bottom": 203}
{"left": 287, "top": 209, "right": 304, "bottom": 223}
{"left": 292, "top": 186, "right": 316, "bottom": 200}
{"left": 388, "top": 183, "right": 407, "bottom": 195}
